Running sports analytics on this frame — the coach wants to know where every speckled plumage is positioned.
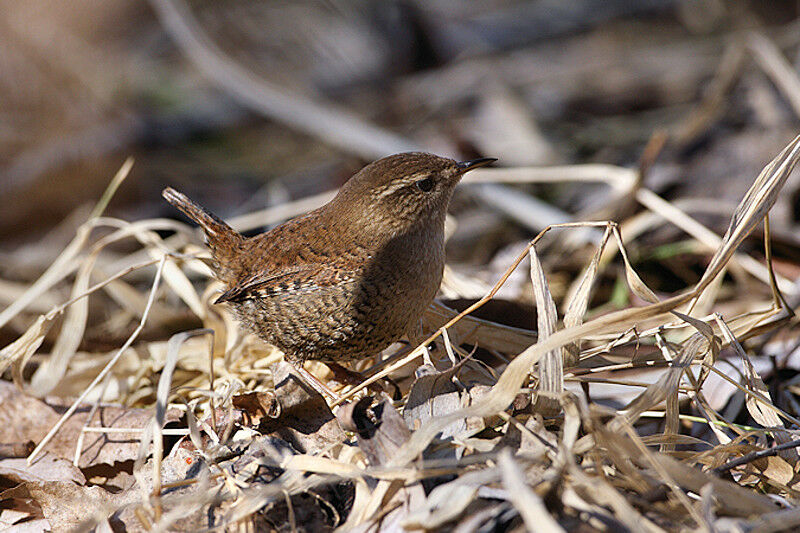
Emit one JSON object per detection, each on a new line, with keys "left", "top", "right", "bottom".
{"left": 163, "top": 152, "right": 494, "bottom": 365}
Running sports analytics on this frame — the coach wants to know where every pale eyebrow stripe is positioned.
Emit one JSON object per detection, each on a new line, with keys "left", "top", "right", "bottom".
{"left": 376, "top": 172, "right": 428, "bottom": 198}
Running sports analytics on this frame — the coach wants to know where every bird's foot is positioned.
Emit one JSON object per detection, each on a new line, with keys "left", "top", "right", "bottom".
{"left": 293, "top": 364, "right": 343, "bottom": 403}
{"left": 327, "top": 362, "right": 401, "bottom": 399}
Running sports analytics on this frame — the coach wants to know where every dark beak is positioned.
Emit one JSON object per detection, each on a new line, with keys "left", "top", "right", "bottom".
{"left": 457, "top": 157, "right": 497, "bottom": 172}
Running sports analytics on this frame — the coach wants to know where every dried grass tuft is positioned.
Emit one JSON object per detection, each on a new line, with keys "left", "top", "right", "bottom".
{"left": 1, "top": 133, "right": 799, "bottom": 531}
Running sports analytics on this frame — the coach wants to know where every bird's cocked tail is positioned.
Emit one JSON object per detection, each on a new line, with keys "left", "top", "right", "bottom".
{"left": 162, "top": 187, "right": 243, "bottom": 259}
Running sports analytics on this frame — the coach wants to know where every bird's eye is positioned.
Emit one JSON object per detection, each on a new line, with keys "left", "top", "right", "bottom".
{"left": 415, "top": 177, "right": 434, "bottom": 192}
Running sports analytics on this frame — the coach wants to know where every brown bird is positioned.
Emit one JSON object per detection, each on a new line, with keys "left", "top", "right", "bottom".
{"left": 163, "top": 152, "right": 495, "bottom": 399}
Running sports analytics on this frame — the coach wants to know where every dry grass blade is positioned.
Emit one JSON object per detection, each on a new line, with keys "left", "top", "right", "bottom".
{"left": 29, "top": 255, "right": 93, "bottom": 395}
{"left": 713, "top": 314, "right": 795, "bottom": 458}
{"left": 0, "top": 158, "right": 133, "bottom": 331}
{"left": 562, "top": 226, "right": 610, "bottom": 367}
{"left": 613, "top": 225, "right": 659, "bottom": 304}
{"left": 390, "top": 274, "right": 686, "bottom": 465}
{"left": 465, "top": 157, "right": 797, "bottom": 296}
{"left": 530, "top": 246, "right": 561, "bottom": 415}
{"left": 567, "top": 462, "right": 666, "bottom": 533}
{"left": 634, "top": 188, "right": 795, "bottom": 294}
{"left": 499, "top": 449, "right": 565, "bottom": 532}
{"left": 699, "top": 133, "right": 800, "bottom": 291}
{"left": 27, "top": 255, "right": 168, "bottom": 465}
{"left": 141, "top": 328, "right": 213, "bottom": 520}
{"left": 72, "top": 375, "right": 113, "bottom": 466}
{"left": 0, "top": 315, "right": 55, "bottom": 381}
{"left": 1, "top": 255, "right": 161, "bottom": 391}
{"left": 28, "top": 220, "right": 191, "bottom": 396}
{"left": 619, "top": 429, "right": 779, "bottom": 517}
{"left": 619, "top": 330, "right": 707, "bottom": 432}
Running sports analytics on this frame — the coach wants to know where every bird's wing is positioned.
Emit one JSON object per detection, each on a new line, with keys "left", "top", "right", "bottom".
{"left": 214, "top": 264, "right": 357, "bottom": 304}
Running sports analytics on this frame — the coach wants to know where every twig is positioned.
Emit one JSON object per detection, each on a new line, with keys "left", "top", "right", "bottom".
{"left": 148, "top": 0, "right": 414, "bottom": 159}
{"left": 713, "top": 439, "right": 800, "bottom": 474}
{"left": 748, "top": 32, "right": 800, "bottom": 119}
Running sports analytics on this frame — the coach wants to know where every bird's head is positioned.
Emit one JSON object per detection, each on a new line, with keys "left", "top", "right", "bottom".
{"left": 332, "top": 152, "right": 496, "bottom": 237}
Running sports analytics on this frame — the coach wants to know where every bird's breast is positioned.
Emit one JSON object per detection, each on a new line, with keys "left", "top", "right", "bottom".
{"left": 363, "top": 227, "right": 445, "bottom": 315}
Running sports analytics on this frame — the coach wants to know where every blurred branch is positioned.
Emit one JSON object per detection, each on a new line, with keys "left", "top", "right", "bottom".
{"left": 148, "top": 0, "right": 416, "bottom": 159}
{"left": 671, "top": 38, "right": 747, "bottom": 147}
{"left": 148, "top": 0, "right": 578, "bottom": 238}
{"left": 747, "top": 32, "right": 800, "bottom": 120}
{"left": 4, "top": 117, "right": 142, "bottom": 190}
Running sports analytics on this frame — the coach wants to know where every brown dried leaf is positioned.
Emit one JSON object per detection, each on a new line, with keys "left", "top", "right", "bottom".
{"left": 232, "top": 390, "right": 280, "bottom": 426}
{"left": 0, "top": 481, "right": 112, "bottom": 532}
{"left": 260, "top": 362, "right": 345, "bottom": 455}
{"left": 403, "top": 360, "right": 467, "bottom": 440}
{"left": 338, "top": 394, "right": 410, "bottom": 467}
{"left": 0, "top": 381, "right": 181, "bottom": 468}
{"left": 0, "top": 453, "right": 85, "bottom": 485}
{"left": 753, "top": 455, "right": 794, "bottom": 486}
{"left": 111, "top": 445, "right": 202, "bottom": 531}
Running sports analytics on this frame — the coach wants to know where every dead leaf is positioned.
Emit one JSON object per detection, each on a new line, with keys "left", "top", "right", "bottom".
{"left": 753, "top": 455, "right": 794, "bottom": 486}
{"left": 0, "top": 453, "right": 85, "bottom": 485}
{"left": 1, "top": 481, "right": 112, "bottom": 532}
{"left": 232, "top": 390, "right": 281, "bottom": 427}
{"left": 259, "top": 362, "right": 345, "bottom": 455}
{"left": 338, "top": 394, "right": 410, "bottom": 467}
{"left": 403, "top": 361, "right": 467, "bottom": 440}
{"left": 0, "top": 380, "right": 182, "bottom": 468}
{"left": 337, "top": 394, "right": 426, "bottom": 531}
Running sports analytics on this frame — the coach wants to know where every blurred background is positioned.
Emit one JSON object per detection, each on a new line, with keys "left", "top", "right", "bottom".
{"left": 3, "top": 0, "right": 800, "bottom": 326}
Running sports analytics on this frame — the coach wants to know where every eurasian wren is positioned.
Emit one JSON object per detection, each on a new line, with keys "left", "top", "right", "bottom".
{"left": 163, "top": 152, "right": 495, "bottom": 398}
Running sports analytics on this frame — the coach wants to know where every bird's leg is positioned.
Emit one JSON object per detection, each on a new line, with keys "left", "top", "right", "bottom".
{"left": 326, "top": 362, "right": 371, "bottom": 386}
{"left": 326, "top": 362, "right": 401, "bottom": 399}
{"left": 293, "top": 363, "right": 342, "bottom": 403}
